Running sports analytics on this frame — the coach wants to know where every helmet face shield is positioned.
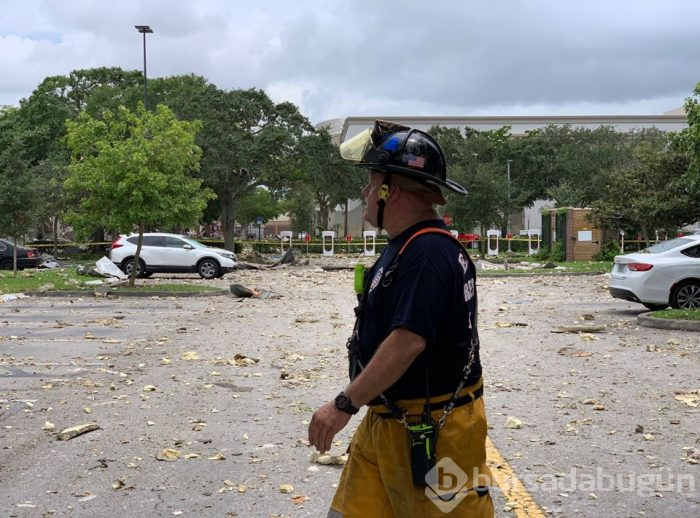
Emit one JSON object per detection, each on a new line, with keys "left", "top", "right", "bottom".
{"left": 339, "top": 129, "right": 373, "bottom": 161}
{"left": 339, "top": 121, "right": 412, "bottom": 161}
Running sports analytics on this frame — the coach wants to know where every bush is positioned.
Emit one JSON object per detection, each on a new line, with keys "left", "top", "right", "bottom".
{"left": 594, "top": 240, "right": 621, "bottom": 261}
{"left": 532, "top": 248, "right": 550, "bottom": 261}
{"left": 551, "top": 241, "right": 566, "bottom": 262}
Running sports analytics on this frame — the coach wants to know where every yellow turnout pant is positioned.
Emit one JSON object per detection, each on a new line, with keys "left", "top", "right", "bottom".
{"left": 330, "top": 380, "right": 494, "bottom": 517}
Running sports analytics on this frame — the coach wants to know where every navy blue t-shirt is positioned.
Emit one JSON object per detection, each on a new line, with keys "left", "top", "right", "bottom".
{"left": 357, "top": 219, "right": 482, "bottom": 400}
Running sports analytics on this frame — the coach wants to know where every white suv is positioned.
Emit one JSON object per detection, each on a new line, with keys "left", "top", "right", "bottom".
{"left": 110, "top": 233, "right": 236, "bottom": 279}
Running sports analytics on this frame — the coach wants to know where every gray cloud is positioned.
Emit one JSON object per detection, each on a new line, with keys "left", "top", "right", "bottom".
{"left": 1, "top": 0, "right": 697, "bottom": 122}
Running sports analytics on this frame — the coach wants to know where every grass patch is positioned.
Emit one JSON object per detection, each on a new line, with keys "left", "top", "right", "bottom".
{"left": 0, "top": 267, "right": 91, "bottom": 293}
{"left": 0, "top": 268, "right": 219, "bottom": 294}
{"left": 651, "top": 309, "right": 700, "bottom": 320}
{"left": 480, "top": 260, "right": 611, "bottom": 276}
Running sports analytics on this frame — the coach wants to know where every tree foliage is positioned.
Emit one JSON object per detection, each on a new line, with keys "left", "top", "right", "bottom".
{"left": 0, "top": 131, "right": 43, "bottom": 274}
{"left": 64, "top": 103, "right": 213, "bottom": 283}
{"left": 672, "top": 81, "right": 700, "bottom": 197}
{"left": 432, "top": 125, "right": 516, "bottom": 235}
{"left": 235, "top": 187, "right": 283, "bottom": 228}
{"left": 147, "top": 77, "right": 313, "bottom": 248}
{"left": 290, "top": 128, "right": 362, "bottom": 232}
{"left": 591, "top": 147, "right": 697, "bottom": 241}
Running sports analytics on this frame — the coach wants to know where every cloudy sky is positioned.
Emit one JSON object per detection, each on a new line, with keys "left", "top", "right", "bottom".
{"left": 1, "top": 0, "right": 698, "bottom": 124}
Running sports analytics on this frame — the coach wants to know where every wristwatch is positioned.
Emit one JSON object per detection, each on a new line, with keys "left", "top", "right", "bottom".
{"left": 334, "top": 391, "right": 359, "bottom": 415}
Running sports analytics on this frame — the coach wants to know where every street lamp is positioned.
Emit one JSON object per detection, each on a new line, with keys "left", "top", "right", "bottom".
{"left": 134, "top": 25, "right": 153, "bottom": 109}
{"left": 506, "top": 159, "right": 513, "bottom": 252}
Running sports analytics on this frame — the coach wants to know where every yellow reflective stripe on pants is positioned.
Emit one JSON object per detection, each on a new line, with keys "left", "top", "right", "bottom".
{"left": 330, "top": 379, "right": 494, "bottom": 517}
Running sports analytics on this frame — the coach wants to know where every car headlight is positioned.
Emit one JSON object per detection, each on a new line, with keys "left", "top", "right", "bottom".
{"left": 217, "top": 252, "right": 235, "bottom": 260}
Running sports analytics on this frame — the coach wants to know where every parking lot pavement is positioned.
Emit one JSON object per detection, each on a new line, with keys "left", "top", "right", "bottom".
{"left": 0, "top": 270, "right": 698, "bottom": 517}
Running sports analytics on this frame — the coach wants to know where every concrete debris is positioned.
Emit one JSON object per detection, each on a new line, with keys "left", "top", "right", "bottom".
{"left": 551, "top": 324, "right": 606, "bottom": 333}
{"left": 155, "top": 448, "right": 182, "bottom": 462}
{"left": 76, "top": 257, "right": 126, "bottom": 281}
{"left": 0, "top": 293, "right": 28, "bottom": 303}
{"left": 57, "top": 423, "right": 100, "bottom": 441}
{"left": 229, "top": 283, "right": 280, "bottom": 299}
{"left": 682, "top": 447, "right": 700, "bottom": 464}
{"left": 279, "top": 484, "right": 295, "bottom": 494}
{"left": 39, "top": 258, "right": 61, "bottom": 269}
{"left": 674, "top": 390, "right": 700, "bottom": 407}
{"left": 504, "top": 416, "right": 523, "bottom": 429}
{"left": 310, "top": 452, "right": 348, "bottom": 465}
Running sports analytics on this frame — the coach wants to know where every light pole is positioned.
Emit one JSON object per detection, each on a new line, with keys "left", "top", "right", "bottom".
{"left": 506, "top": 159, "right": 513, "bottom": 253}
{"left": 134, "top": 25, "right": 153, "bottom": 109}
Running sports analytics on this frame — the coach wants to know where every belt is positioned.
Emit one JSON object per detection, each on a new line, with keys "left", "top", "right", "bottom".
{"left": 374, "top": 385, "right": 484, "bottom": 419}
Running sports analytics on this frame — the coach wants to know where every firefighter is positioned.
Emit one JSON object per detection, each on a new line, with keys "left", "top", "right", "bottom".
{"left": 309, "top": 120, "right": 493, "bottom": 517}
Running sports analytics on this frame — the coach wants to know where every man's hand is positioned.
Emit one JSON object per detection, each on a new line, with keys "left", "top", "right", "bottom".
{"left": 308, "top": 401, "right": 351, "bottom": 453}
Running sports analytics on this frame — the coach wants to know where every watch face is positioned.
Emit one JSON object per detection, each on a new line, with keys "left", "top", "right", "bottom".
{"left": 335, "top": 392, "right": 356, "bottom": 414}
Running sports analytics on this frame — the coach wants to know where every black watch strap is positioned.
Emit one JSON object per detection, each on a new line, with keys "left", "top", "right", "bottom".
{"left": 335, "top": 391, "right": 359, "bottom": 415}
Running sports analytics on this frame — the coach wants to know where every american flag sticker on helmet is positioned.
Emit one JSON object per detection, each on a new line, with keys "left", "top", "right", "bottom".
{"left": 407, "top": 154, "right": 425, "bottom": 169}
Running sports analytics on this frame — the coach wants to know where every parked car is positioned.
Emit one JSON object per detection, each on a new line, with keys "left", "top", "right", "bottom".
{"left": 109, "top": 233, "right": 236, "bottom": 279}
{"left": 608, "top": 234, "right": 700, "bottom": 310}
{"left": 0, "top": 239, "right": 42, "bottom": 270}
{"left": 457, "top": 232, "right": 481, "bottom": 242}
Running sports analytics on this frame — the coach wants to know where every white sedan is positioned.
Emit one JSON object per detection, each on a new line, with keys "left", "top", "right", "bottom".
{"left": 609, "top": 233, "right": 700, "bottom": 310}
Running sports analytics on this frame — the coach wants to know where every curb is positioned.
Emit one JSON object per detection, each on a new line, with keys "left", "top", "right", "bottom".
{"left": 637, "top": 313, "right": 700, "bottom": 332}
{"left": 30, "top": 289, "right": 231, "bottom": 298}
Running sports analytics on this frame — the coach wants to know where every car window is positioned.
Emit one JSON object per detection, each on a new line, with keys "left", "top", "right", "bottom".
{"left": 681, "top": 245, "right": 700, "bottom": 258}
{"left": 165, "top": 236, "right": 188, "bottom": 248}
{"left": 0, "top": 242, "right": 7, "bottom": 252}
{"left": 181, "top": 237, "right": 207, "bottom": 249}
{"left": 639, "top": 237, "right": 694, "bottom": 254}
{"left": 126, "top": 236, "right": 163, "bottom": 246}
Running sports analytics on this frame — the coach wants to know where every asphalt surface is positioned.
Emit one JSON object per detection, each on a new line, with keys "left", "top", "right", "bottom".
{"left": 1, "top": 268, "right": 698, "bottom": 517}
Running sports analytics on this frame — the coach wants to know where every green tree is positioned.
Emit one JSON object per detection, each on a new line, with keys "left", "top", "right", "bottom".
{"left": 431, "top": 126, "right": 516, "bottom": 239}
{"left": 672, "top": 81, "right": 700, "bottom": 197}
{"left": 235, "top": 187, "right": 283, "bottom": 232}
{"left": 146, "top": 78, "right": 312, "bottom": 249}
{"left": 284, "top": 188, "right": 316, "bottom": 234}
{"left": 6, "top": 68, "right": 145, "bottom": 247}
{"left": 591, "top": 147, "right": 697, "bottom": 243}
{"left": 64, "top": 103, "right": 213, "bottom": 285}
{"left": 0, "top": 132, "right": 44, "bottom": 274}
{"left": 293, "top": 129, "right": 363, "bottom": 233}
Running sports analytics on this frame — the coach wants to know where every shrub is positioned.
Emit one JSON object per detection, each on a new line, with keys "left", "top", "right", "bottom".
{"left": 594, "top": 240, "right": 621, "bottom": 261}
{"left": 551, "top": 241, "right": 566, "bottom": 262}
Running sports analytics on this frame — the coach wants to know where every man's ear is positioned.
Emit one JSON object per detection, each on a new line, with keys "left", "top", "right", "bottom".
{"left": 386, "top": 183, "right": 401, "bottom": 202}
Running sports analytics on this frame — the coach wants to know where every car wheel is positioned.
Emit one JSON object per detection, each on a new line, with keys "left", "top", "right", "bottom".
{"left": 197, "top": 258, "right": 219, "bottom": 279}
{"left": 670, "top": 280, "right": 700, "bottom": 309}
{"left": 0, "top": 260, "right": 12, "bottom": 270}
{"left": 123, "top": 258, "right": 146, "bottom": 278}
{"left": 642, "top": 303, "right": 668, "bottom": 311}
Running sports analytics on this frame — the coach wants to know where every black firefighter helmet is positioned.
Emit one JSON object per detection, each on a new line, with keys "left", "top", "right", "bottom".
{"left": 340, "top": 120, "right": 468, "bottom": 197}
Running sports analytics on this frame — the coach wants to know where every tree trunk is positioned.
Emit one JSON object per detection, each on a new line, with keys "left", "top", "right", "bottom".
{"left": 221, "top": 196, "right": 237, "bottom": 251}
{"left": 11, "top": 232, "right": 18, "bottom": 277}
{"left": 344, "top": 200, "right": 349, "bottom": 237}
{"left": 318, "top": 199, "right": 330, "bottom": 233}
{"left": 52, "top": 216, "right": 59, "bottom": 258}
{"left": 641, "top": 226, "right": 649, "bottom": 249}
{"left": 129, "top": 222, "right": 145, "bottom": 287}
